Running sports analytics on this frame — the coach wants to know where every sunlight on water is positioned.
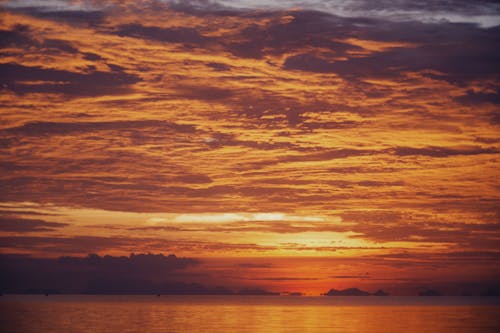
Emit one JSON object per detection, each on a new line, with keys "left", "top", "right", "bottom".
{"left": 1, "top": 296, "right": 500, "bottom": 333}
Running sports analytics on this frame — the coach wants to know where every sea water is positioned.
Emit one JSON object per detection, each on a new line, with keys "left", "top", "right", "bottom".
{"left": 1, "top": 295, "right": 499, "bottom": 332}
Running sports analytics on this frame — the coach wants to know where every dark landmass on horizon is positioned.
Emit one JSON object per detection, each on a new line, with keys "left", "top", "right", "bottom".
{"left": 1, "top": 253, "right": 499, "bottom": 296}
{"left": 324, "top": 288, "right": 388, "bottom": 296}
{"left": 325, "top": 288, "right": 370, "bottom": 296}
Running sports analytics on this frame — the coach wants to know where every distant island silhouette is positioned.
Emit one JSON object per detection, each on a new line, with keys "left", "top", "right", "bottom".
{"left": 324, "top": 288, "right": 389, "bottom": 296}
{"left": 373, "top": 289, "right": 389, "bottom": 296}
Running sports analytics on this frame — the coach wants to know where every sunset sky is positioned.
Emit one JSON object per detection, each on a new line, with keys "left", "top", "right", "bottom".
{"left": 1, "top": 0, "right": 499, "bottom": 295}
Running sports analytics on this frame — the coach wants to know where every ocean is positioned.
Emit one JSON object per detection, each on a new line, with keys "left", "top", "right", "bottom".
{"left": 1, "top": 295, "right": 499, "bottom": 332}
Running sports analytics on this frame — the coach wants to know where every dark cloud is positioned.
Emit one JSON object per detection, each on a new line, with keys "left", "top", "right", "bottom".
{"left": 205, "top": 131, "right": 303, "bottom": 150}
{"left": 0, "top": 235, "right": 140, "bottom": 254}
{"left": 340, "top": 210, "right": 403, "bottom": 224}
{"left": 340, "top": 210, "right": 500, "bottom": 245}
{"left": 343, "top": 0, "right": 500, "bottom": 14}
{"left": 328, "top": 166, "right": 400, "bottom": 174}
{"left": 238, "top": 148, "right": 379, "bottom": 170}
{"left": 357, "top": 180, "right": 404, "bottom": 187}
{"left": 41, "top": 38, "right": 79, "bottom": 54}
{"left": 238, "top": 262, "right": 273, "bottom": 268}
{"left": 206, "top": 62, "right": 231, "bottom": 71}
{"left": 6, "top": 0, "right": 500, "bottom": 86}
{"left": 0, "top": 25, "right": 32, "bottom": 48}
{"left": 392, "top": 146, "right": 498, "bottom": 157}
{"left": 0, "top": 24, "right": 107, "bottom": 74}
{"left": 491, "top": 111, "right": 500, "bottom": 125}
{"left": 285, "top": 148, "right": 379, "bottom": 162}
{"left": 444, "top": 251, "right": 500, "bottom": 260}
{"left": 0, "top": 63, "right": 141, "bottom": 96}
{"left": 115, "top": 24, "right": 214, "bottom": 46}
{"left": 300, "top": 120, "right": 363, "bottom": 131}
{"left": 455, "top": 90, "right": 500, "bottom": 105}
{"left": 364, "top": 251, "right": 499, "bottom": 270}
{"left": 1, "top": 120, "right": 196, "bottom": 137}
{"left": 84, "top": 280, "right": 234, "bottom": 295}
{"left": 110, "top": 11, "right": 358, "bottom": 59}
{"left": 0, "top": 252, "right": 285, "bottom": 295}
{"left": 280, "top": 16, "right": 500, "bottom": 83}
{"left": 331, "top": 275, "right": 371, "bottom": 279}
{"left": 0, "top": 235, "right": 277, "bottom": 254}
{"left": 284, "top": 53, "right": 357, "bottom": 75}
{"left": 248, "top": 277, "right": 319, "bottom": 281}
{"left": 0, "top": 25, "right": 83, "bottom": 55}
{"left": 0, "top": 178, "right": 261, "bottom": 213}
{"left": 0, "top": 216, "right": 67, "bottom": 232}
{"left": 285, "top": 36, "right": 500, "bottom": 83}
{"left": 107, "top": 63, "right": 127, "bottom": 72}
{"left": 0, "top": 253, "right": 204, "bottom": 294}
{"left": 5, "top": 6, "right": 106, "bottom": 26}
{"left": 223, "top": 14, "right": 360, "bottom": 59}
{"left": 0, "top": 209, "right": 59, "bottom": 217}
{"left": 38, "top": 10, "right": 106, "bottom": 25}
{"left": 59, "top": 253, "right": 197, "bottom": 272}
{"left": 175, "top": 85, "right": 233, "bottom": 100}
{"left": 82, "top": 52, "right": 103, "bottom": 61}
{"left": 166, "top": 0, "right": 233, "bottom": 15}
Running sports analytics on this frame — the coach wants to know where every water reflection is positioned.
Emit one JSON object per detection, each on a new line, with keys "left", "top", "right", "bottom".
{"left": 1, "top": 296, "right": 499, "bottom": 333}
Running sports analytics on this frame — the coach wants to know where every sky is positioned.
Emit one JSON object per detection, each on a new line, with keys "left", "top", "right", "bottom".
{"left": 0, "top": 0, "right": 499, "bottom": 295}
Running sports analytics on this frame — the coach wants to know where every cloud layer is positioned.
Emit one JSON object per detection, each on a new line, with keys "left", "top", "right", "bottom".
{"left": 0, "top": 0, "right": 499, "bottom": 294}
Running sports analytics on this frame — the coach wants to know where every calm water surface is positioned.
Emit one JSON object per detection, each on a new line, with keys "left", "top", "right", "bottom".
{"left": 1, "top": 295, "right": 499, "bottom": 333}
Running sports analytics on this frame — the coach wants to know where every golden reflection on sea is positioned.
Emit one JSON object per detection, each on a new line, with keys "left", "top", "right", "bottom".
{"left": 1, "top": 295, "right": 499, "bottom": 333}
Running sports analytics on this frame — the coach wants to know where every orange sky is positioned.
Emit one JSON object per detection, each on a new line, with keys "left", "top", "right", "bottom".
{"left": 0, "top": 0, "right": 499, "bottom": 295}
